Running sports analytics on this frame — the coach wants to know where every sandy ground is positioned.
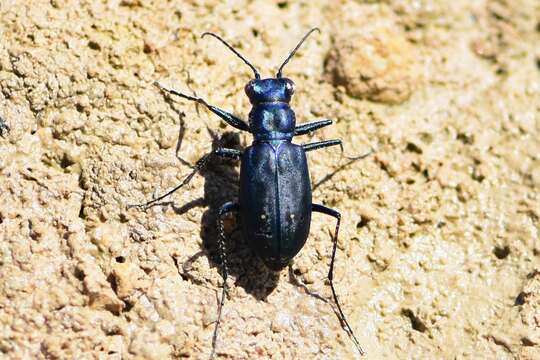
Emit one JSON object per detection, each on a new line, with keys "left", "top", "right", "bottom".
{"left": 1, "top": 0, "right": 539, "bottom": 359}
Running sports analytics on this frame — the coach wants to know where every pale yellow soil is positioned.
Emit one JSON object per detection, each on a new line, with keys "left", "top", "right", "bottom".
{"left": 0, "top": 1, "right": 539, "bottom": 359}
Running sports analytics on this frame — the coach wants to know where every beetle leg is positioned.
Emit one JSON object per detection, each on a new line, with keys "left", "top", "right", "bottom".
{"left": 302, "top": 139, "right": 342, "bottom": 152}
{"left": 128, "top": 148, "right": 241, "bottom": 210}
{"left": 212, "top": 201, "right": 239, "bottom": 359}
{"left": 214, "top": 147, "right": 242, "bottom": 160}
{"left": 312, "top": 203, "right": 366, "bottom": 356}
{"left": 294, "top": 119, "right": 332, "bottom": 136}
{"left": 155, "top": 81, "right": 250, "bottom": 132}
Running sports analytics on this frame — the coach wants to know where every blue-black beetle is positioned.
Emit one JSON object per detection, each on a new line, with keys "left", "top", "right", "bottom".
{"left": 132, "top": 28, "right": 368, "bottom": 358}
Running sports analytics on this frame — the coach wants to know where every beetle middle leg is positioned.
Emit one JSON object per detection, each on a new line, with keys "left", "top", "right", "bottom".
{"left": 294, "top": 119, "right": 332, "bottom": 136}
{"left": 312, "top": 203, "right": 366, "bottom": 356}
{"left": 128, "top": 148, "right": 241, "bottom": 210}
{"left": 211, "top": 201, "right": 239, "bottom": 359}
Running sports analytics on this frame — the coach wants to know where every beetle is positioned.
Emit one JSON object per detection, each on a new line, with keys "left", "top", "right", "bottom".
{"left": 131, "top": 28, "right": 369, "bottom": 358}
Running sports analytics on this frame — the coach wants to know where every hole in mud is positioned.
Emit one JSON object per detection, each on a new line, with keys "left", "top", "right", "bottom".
{"left": 107, "top": 274, "right": 118, "bottom": 293}
{"left": 356, "top": 216, "right": 369, "bottom": 228}
{"left": 115, "top": 256, "right": 126, "bottom": 263}
{"left": 402, "top": 308, "right": 427, "bottom": 332}
{"left": 123, "top": 300, "right": 135, "bottom": 312}
{"left": 119, "top": 213, "right": 129, "bottom": 223}
{"left": 515, "top": 292, "right": 526, "bottom": 306}
{"left": 405, "top": 142, "right": 422, "bottom": 154}
{"left": 74, "top": 268, "right": 85, "bottom": 281}
{"left": 60, "top": 154, "right": 75, "bottom": 169}
{"left": 495, "top": 67, "right": 507, "bottom": 76}
{"left": 88, "top": 40, "right": 100, "bottom": 50}
{"left": 277, "top": 1, "right": 288, "bottom": 9}
{"left": 493, "top": 245, "right": 510, "bottom": 259}
{"left": 457, "top": 132, "right": 474, "bottom": 144}
{"left": 78, "top": 205, "right": 86, "bottom": 220}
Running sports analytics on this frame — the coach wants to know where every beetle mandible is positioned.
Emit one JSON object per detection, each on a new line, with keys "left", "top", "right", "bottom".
{"left": 132, "top": 28, "right": 369, "bottom": 358}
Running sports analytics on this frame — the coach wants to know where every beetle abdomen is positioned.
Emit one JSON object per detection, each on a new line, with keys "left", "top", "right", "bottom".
{"left": 239, "top": 142, "right": 312, "bottom": 270}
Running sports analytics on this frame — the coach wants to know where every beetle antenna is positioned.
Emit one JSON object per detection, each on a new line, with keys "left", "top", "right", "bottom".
{"left": 202, "top": 32, "right": 261, "bottom": 79}
{"left": 276, "top": 27, "right": 320, "bottom": 78}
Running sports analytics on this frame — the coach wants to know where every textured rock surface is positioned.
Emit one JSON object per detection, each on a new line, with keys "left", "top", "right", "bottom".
{"left": 0, "top": 0, "right": 539, "bottom": 359}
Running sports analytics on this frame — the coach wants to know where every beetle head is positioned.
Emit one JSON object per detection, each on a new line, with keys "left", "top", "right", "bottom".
{"left": 245, "top": 78, "right": 295, "bottom": 104}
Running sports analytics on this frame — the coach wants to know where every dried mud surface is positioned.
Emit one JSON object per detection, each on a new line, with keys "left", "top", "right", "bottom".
{"left": 1, "top": 1, "right": 539, "bottom": 359}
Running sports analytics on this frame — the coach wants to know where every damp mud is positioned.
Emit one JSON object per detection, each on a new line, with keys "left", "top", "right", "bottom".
{"left": 1, "top": 1, "right": 539, "bottom": 359}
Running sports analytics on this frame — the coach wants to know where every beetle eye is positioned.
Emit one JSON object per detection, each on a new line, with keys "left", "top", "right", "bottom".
{"left": 285, "top": 80, "right": 295, "bottom": 95}
{"left": 245, "top": 81, "right": 256, "bottom": 96}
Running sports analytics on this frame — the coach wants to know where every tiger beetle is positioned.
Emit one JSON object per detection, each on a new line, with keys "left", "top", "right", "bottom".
{"left": 131, "top": 28, "right": 370, "bottom": 358}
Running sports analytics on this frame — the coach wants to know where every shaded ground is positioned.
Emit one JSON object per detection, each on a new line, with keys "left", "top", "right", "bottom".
{"left": 0, "top": 0, "right": 539, "bottom": 359}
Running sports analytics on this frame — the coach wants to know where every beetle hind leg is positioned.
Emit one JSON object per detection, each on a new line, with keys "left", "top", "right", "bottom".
{"left": 211, "top": 201, "right": 239, "bottom": 359}
{"left": 312, "top": 203, "right": 366, "bottom": 356}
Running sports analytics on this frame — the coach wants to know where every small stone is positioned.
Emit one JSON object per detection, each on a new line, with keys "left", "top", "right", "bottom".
{"left": 325, "top": 28, "right": 417, "bottom": 104}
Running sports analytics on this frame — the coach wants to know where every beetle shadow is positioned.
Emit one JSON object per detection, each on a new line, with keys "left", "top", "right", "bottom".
{"left": 178, "top": 129, "right": 280, "bottom": 301}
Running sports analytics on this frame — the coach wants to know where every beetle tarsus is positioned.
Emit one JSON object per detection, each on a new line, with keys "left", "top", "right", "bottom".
{"left": 211, "top": 202, "right": 239, "bottom": 359}
{"left": 312, "top": 203, "right": 366, "bottom": 356}
{"left": 339, "top": 144, "right": 375, "bottom": 161}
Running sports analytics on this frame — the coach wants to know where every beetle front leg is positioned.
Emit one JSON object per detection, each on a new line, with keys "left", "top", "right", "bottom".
{"left": 312, "top": 203, "right": 366, "bottom": 357}
{"left": 211, "top": 201, "right": 239, "bottom": 359}
{"left": 128, "top": 148, "right": 241, "bottom": 210}
{"left": 294, "top": 119, "right": 332, "bottom": 136}
{"left": 155, "top": 82, "right": 250, "bottom": 132}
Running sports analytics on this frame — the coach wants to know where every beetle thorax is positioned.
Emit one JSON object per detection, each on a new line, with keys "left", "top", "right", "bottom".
{"left": 249, "top": 103, "right": 296, "bottom": 141}
{"left": 245, "top": 78, "right": 297, "bottom": 140}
